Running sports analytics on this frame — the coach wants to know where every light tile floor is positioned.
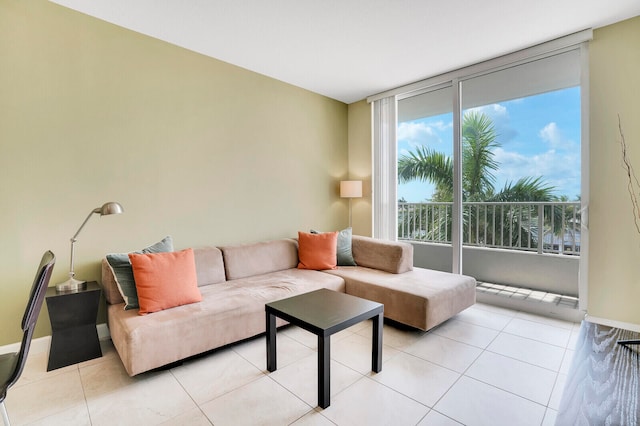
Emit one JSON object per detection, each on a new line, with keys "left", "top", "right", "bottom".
{"left": 5, "top": 302, "right": 581, "bottom": 426}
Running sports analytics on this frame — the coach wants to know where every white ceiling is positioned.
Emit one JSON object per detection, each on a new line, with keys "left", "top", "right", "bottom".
{"left": 49, "top": 0, "right": 640, "bottom": 104}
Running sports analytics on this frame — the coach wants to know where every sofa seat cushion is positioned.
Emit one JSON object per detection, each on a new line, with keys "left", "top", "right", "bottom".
{"left": 108, "top": 268, "right": 345, "bottom": 376}
{"left": 325, "top": 266, "right": 476, "bottom": 331}
{"left": 226, "top": 268, "right": 346, "bottom": 300}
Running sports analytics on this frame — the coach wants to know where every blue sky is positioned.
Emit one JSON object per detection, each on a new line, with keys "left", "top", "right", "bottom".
{"left": 397, "top": 87, "right": 581, "bottom": 202}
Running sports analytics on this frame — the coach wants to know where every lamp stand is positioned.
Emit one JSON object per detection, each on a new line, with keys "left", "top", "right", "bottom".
{"left": 348, "top": 198, "right": 353, "bottom": 228}
{"left": 56, "top": 237, "right": 87, "bottom": 292}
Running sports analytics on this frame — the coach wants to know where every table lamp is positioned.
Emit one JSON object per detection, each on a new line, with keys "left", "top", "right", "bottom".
{"left": 56, "top": 202, "right": 124, "bottom": 292}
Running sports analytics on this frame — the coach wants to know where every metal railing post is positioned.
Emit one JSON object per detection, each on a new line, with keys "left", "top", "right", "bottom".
{"left": 537, "top": 203, "right": 544, "bottom": 254}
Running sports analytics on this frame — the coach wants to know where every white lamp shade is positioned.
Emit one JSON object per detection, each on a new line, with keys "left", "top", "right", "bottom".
{"left": 340, "top": 180, "right": 362, "bottom": 198}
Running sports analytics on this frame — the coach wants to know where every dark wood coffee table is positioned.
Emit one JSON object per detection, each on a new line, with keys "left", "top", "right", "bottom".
{"left": 265, "top": 288, "right": 383, "bottom": 408}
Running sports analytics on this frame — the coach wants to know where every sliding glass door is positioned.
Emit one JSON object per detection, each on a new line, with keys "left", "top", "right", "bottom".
{"left": 459, "top": 51, "right": 582, "bottom": 290}
{"left": 397, "top": 85, "right": 453, "bottom": 243}
{"left": 394, "top": 48, "right": 584, "bottom": 300}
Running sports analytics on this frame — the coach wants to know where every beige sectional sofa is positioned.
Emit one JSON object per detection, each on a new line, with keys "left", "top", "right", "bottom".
{"left": 101, "top": 235, "right": 476, "bottom": 376}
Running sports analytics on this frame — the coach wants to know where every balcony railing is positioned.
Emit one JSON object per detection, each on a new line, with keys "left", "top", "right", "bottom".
{"left": 398, "top": 201, "right": 581, "bottom": 256}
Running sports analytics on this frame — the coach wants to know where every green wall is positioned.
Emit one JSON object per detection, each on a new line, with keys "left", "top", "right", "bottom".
{"left": 0, "top": 1, "right": 348, "bottom": 345}
{"left": 588, "top": 16, "right": 640, "bottom": 326}
{"left": 347, "top": 100, "right": 373, "bottom": 237}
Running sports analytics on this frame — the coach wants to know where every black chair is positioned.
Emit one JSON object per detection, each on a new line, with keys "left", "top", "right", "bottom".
{"left": 0, "top": 251, "right": 55, "bottom": 426}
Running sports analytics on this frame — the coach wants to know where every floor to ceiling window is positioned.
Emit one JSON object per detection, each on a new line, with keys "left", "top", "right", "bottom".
{"left": 372, "top": 31, "right": 590, "bottom": 309}
{"left": 397, "top": 85, "right": 453, "bottom": 242}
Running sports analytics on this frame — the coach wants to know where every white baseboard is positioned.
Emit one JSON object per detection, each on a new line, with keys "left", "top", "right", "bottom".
{"left": 585, "top": 315, "right": 640, "bottom": 333}
{"left": 0, "top": 335, "right": 51, "bottom": 356}
{"left": 0, "top": 323, "right": 111, "bottom": 355}
{"left": 97, "top": 323, "right": 110, "bottom": 340}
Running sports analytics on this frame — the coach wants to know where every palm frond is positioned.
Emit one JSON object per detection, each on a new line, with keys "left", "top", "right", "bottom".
{"left": 490, "top": 176, "right": 556, "bottom": 202}
{"left": 462, "top": 111, "right": 501, "bottom": 200}
{"left": 398, "top": 146, "right": 453, "bottom": 189}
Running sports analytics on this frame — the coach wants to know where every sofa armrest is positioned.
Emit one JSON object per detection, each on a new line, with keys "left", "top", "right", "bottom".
{"left": 351, "top": 235, "right": 413, "bottom": 274}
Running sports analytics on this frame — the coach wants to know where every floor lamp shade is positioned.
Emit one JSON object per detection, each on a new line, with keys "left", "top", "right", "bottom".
{"left": 56, "top": 202, "right": 124, "bottom": 292}
{"left": 340, "top": 181, "right": 362, "bottom": 227}
{"left": 340, "top": 181, "right": 362, "bottom": 198}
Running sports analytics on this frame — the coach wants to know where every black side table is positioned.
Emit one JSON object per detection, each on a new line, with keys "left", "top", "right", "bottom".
{"left": 46, "top": 281, "right": 102, "bottom": 371}
{"left": 266, "top": 289, "right": 383, "bottom": 408}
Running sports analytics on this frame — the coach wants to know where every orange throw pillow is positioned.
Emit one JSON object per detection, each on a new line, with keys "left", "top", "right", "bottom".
{"left": 297, "top": 231, "right": 338, "bottom": 270}
{"left": 129, "top": 248, "right": 202, "bottom": 315}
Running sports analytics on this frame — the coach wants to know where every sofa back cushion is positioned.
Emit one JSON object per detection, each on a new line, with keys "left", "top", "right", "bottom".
{"left": 101, "top": 246, "right": 227, "bottom": 305}
{"left": 351, "top": 235, "right": 413, "bottom": 274}
{"left": 193, "top": 246, "right": 227, "bottom": 286}
{"left": 220, "top": 239, "right": 299, "bottom": 280}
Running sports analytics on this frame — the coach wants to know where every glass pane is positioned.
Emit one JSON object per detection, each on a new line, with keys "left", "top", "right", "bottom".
{"left": 397, "top": 86, "right": 453, "bottom": 243}
{"left": 460, "top": 50, "right": 581, "bottom": 255}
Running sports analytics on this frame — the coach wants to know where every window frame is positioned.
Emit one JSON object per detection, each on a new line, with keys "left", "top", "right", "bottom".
{"left": 369, "top": 30, "right": 591, "bottom": 305}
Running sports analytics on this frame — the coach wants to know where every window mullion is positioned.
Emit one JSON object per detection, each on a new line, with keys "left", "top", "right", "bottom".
{"left": 452, "top": 79, "right": 463, "bottom": 274}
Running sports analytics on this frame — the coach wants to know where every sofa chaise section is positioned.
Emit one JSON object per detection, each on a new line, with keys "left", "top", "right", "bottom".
{"left": 325, "top": 236, "right": 476, "bottom": 331}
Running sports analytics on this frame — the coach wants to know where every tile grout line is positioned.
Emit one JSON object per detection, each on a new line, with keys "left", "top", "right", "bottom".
{"left": 424, "top": 311, "right": 562, "bottom": 423}
{"left": 167, "top": 368, "right": 215, "bottom": 425}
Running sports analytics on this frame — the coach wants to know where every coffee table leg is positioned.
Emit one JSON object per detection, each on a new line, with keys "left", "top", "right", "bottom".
{"left": 266, "top": 311, "right": 277, "bottom": 372}
{"left": 318, "top": 335, "right": 330, "bottom": 408}
{"left": 372, "top": 313, "right": 383, "bottom": 373}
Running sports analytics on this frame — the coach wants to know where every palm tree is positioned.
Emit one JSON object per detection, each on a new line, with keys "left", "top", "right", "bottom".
{"left": 398, "top": 111, "right": 557, "bottom": 248}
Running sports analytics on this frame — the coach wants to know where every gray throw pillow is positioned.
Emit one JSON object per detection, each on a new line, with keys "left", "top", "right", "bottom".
{"left": 310, "top": 228, "right": 357, "bottom": 266}
{"left": 106, "top": 236, "right": 174, "bottom": 310}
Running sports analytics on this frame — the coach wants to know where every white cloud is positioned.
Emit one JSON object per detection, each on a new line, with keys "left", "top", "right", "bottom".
{"left": 397, "top": 120, "right": 450, "bottom": 148}
{"left": 466, "top": 103, "right": 508, "bottom": 118}
{"left": 538, "top": 122, "right": 577, "bottom": 150}
{"left": 430, "top": 120, "right": 453, "bottom": 132}
{"left": 539, "top": 122, "right": 561, "bottom": 146}
{"left": 465, "top": 103, "right": 518, "bottom": 143}
{"left": 492, "top": 147, "right": 581, "bottom": 198}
